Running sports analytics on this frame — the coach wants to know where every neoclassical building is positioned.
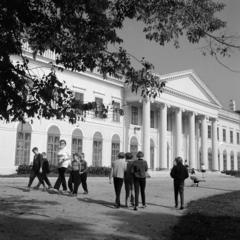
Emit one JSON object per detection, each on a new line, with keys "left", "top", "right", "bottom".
{"left": 1, "top": 46, "right": 240, "bottom": 174}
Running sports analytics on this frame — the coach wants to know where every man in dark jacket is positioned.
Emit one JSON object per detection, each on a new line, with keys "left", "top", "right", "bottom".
{"left": 27, "top": 147, "right": 45, "bottom": 191}
{"left": 170, "top": 157, "right": 189, "bottom": 210}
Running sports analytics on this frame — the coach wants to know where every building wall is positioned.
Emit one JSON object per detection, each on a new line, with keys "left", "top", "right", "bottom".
{"left": 1, "top": 55, "right": 240, "bottom": 174}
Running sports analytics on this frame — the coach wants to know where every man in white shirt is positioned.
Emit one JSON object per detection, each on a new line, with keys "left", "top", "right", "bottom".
{"left": 52, "top": 139, "right": 71, "bottom": 194}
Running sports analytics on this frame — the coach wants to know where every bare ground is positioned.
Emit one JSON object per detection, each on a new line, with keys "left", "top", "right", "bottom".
{"left": 0, "top": 173, "right": 239, "bottom": 240}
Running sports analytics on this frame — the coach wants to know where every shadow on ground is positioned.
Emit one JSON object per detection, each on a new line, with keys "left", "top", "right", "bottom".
{"left": 0, "top": 195, "right": 176, "bottom": 240}
{"left": 171, "top": 191, "right": 240, "bottom": 240}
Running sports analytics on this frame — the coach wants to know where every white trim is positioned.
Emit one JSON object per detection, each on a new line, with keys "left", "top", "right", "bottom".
{"left": 15, "top": 122, "right": 34, "bottom": 131}
{"left": 110, "top": 132, "right": 122, "bottom": 143}
{"left": 129, "top": 133, "right": 140, "bottom": 145}
{"left": 45, "top": 123, "right": 62, "bottom": 134}
{"left": 150, "top": 136, "right": 157, "bottom": 148}
{"left": 93, "top": 90, "right": 105, "bottom": 96}
{"left": 111, "top": 95, "right": 122, "bottom": 101}
{"left": 70, "top": 127, "right": 85, "bottom": 137}
{"left": 92, "top": 129, "right": 105, "bottom": 140}
{"left": 72, "top": 84, "right": 87, "bottom": 92}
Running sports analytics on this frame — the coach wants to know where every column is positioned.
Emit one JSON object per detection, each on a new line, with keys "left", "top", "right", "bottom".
{"left": 183, "top": 116, "right": 188, "bottom": 160}
{"left": 212, "top": 118, "right": 218, "bottom": 171}
{"left": 201, "top": 115, "right": 208, "bottom": 167}
{"left": 195, "top": 118, "right": 199, "bottom": 169}
{"left": 167, "top": 114, "right": 171, "bottom": 131}
{"left": 189, "top": 112, "right": 196, "bottom": 169}
{"left": 159, "top": 103, "right": 168, "bottom": 170}
{"left": 219, "top": 150, "right": 223, "bottom": 171}
{"left": 142, "top": 98, "right": 150, "bottom": 166}
{"left": 175, "top": 108, "right": 182, "bottom": 157}
{"left": 123, "top": 102, "right": 130, "bottom": 152}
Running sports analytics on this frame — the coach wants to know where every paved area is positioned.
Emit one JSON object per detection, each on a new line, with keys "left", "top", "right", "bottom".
{"left": 0, "top": 172, "right": 239, "bottom": 240}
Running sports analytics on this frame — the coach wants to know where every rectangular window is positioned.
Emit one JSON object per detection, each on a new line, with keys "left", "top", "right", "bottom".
{"left": 51, "top": 89, "right": 58, "bottom": 109}
{"left": 167, "top": 115, "right": 170, "bottom": 131}
{"left": 208, "top": 125, "right": 211, "bottom": 139}
{"left": 75, "top": 92, "right": 84, "bottom": 103}
{"left": 112, "top": 102, "right": 120, "bottom": 122}
{"left": 238, "top": 156, "right": 240, "bottom": 171}
{"left": 111, "top": 142, "right": 120, "bottom": 162}
{"left": 92, "top": 140, "right": 102, "bottom": 166}
{"left": 230, "top": 131, "right": 233, "bottom": 144}
{"left": 72, "top": 138, "right": 82, "bottom": 155}
{"left": 150, "top": 111, "right": 154, "bottom": 128}
{"left": 208, "top": 152, "right": 212, "bottom": 171}
{"left": 47, "top": 135, "right": 60, "bottom": 165}
{"left": 217, "top": 128, "right": 219, "bottom": 141}
{"left": 95, "top": 97, "right": 103, "bottom": 118}
{"left": 223, "top": 154, "right": 227, "bottom": 171}
{"left": 223, "top": 129, "right": 226, "bottom": 142}
{"left": 75, "top": 92, "right": 86, "bottom": 117}
{"left": 150, "top": 146, "right": 154, "bottom": 169}
{"left": 231, "top": 155, "right": 234, "bottom": 170}
{"left": 131, "top": 106, "right": 138, "bottom": 125}
{"left": 15, "top": 132, "right": 31, "bottom": 166}
{"left": 237, "top": 132, "right": 240, "bottom": 144}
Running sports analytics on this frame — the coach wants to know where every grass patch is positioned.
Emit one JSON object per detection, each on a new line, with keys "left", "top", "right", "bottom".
{"left": 171, "top": 191, "right": 240, "bottom": 240}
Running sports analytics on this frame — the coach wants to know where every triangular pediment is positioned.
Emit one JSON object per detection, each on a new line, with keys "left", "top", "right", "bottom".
{"left": 160, "top": 69, "right": 223, "bottom": 108}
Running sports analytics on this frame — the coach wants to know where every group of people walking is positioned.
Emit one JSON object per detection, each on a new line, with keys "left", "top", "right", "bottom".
{"left": 109, "top": 151, "right": 148, "bottom": 211}
{"left": 27, "top": 139, "right": 88, "bottom": 196}
{"left": 26, "top": 139, "right": 196, "bottom": 211}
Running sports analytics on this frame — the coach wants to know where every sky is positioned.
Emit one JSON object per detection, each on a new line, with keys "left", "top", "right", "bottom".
{"left": 115, "top": 0, "right": 240, "bottom": 111}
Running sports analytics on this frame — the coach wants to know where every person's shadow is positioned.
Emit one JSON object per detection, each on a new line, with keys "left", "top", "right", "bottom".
{"left": 77, "top": 198, "right": 117, "bottom": 209}
{"left": 146, "top": 202, "right": 175, "bottom": 209}
{"left": 8, "top": 186, "right": 32, "bottom": 192}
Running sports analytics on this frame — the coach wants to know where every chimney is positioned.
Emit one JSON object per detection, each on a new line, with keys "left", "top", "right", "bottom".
{"left": 230, "top": 100, "right": 236, "bottom": 111}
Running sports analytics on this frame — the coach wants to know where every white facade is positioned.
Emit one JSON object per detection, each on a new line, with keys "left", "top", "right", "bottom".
{"left": 1, "top": 50, "right": 240, "bottom": 174}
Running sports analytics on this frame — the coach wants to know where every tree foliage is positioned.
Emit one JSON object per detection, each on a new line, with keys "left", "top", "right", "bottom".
{"left": 0, "top": 0, "right": 239, "bottom": 122}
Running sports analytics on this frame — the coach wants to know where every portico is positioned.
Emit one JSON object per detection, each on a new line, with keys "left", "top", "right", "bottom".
{"left": 124, "top": 70, "right": 222, "bottom": 171}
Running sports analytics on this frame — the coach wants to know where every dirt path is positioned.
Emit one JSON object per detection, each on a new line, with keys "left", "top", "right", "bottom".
{"left": 0, "top": 173, "right": 239, "bottom": 240}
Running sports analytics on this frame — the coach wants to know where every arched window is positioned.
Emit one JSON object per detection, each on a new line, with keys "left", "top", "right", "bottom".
{"left": 223, "top": 150, "right": 227, "bottom": 171}
{"left": 47, "top": 126, "right": 60, "bottom": 165}
{"left": 150, "top": 139, "right": 154, "bottom": 169}
{"left": 130, "top": 136, "right": 138, "bottom": 160}
{"left": 111, "top": 134, "right": 120, "bottom": 162}
{"left": 92, "top": 132, "right": 103, "bottom": 166}
{"left": 208, "top": 148, "right": 212, "bottom": 171}
{"left": 237, "top": 152, "right": 240, "bottom": 171}
{"left": 15, "top": 123, "right": 32, "bottom": 165}
{"left": 72, "top": 129, "right": 83, "bottom": 155}
{"left": 230, "top": 151, "right": 234, "bottom": 170}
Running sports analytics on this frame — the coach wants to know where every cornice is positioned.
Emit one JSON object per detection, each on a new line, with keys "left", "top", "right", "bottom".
{"left": 17, "top": 49, "right": 125, "bottom": 87}
{"left": 218, "top": 113, "right": 240, "bottom": 124}
{"left": 161, "top": 71, "right": 223, "bottom": 108}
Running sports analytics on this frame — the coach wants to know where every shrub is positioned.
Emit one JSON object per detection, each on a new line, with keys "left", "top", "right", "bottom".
{"left": 16, "top": 164, "right": 32, "bottom": 174}
{"left": 88, "top": 166, "right": 111, "bottom": 176}
{"left": 16, "top": 164, "right": 111, "bottom": 176}
{"left": 225, "top": 170, "right": 240, "bottom": 176}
